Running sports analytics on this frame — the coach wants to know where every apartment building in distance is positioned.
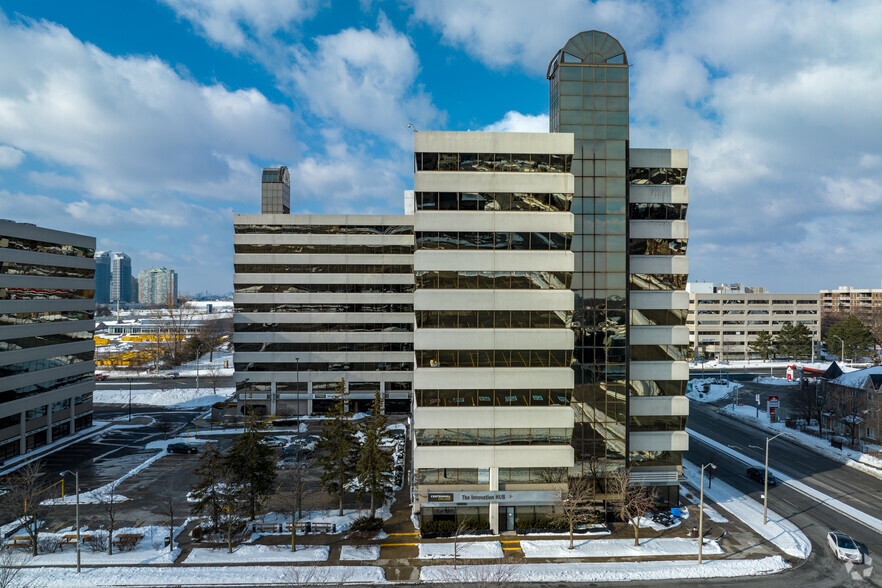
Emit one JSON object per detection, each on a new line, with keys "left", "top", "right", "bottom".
{"left": 687, "top": 282, "right": 820, "bottom": 359}
{"left": 0, "top": 219, "right": 96, "bottom": 461}
{"left": 820, "top": 286, "right": 882, "bottom": 337}
{"left": 233, "top": 169, "right": 414, "bottom": 417}
{"left": 412, "top": 132, "right": 576, "bottom": 532}
{"left": 138, "top": 266, "right": 179, "bottom": 305}
{"left": 110, "top": 251, "right": 133, "bottom": 303}
{"left": 94, "top": 251, "right": 111, "bottom": 304}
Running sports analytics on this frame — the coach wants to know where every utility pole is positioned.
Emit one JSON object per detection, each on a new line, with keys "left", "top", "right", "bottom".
{"left": 764, "top": 432, "right": 783, "bottom": 524}
{"left": 698, "top": 462, "right": 716, "bottom": 565}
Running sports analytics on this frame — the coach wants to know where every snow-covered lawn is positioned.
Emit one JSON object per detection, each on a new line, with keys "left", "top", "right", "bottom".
{"left": 94, "top": 386, "right": 232, "bottom": 408}
{"left": 12, "top": 565, "right": 387, "bottom": 586}
{"left": 420, "top": 557, "right": 788, "bottom": 583}
{"left": 520, "top": 537, "right": 720, "bottom": 559}
{"left": 253, "top": 503, "right": 393, "bottom": 535}
{"left": 630, "top": 515, "right": 681, "bottom": 532}
{"left": 687, "top": 378, "right": 742, "bottom": 403}
{"left": 718, "top": 404, "right": 882, "bottom": 478}
{"left": 754, "top": 376, "right": 798, "bottom": 386}
{"left": 340, "top": 545, "right": 381, "bottom": 561}
{"left": 682, "top": 456, "right": 811, "bottom": 559}
{"left": 184, "top": 544, "right": 329, "bottom": 563}
{"left": 418, "top": 541, "right": 504, "bottom": 559}
{"left": 10, "top": 525, "right": 181, "bottom": 565}
{"left": 680, "top": 487, "right": 729, "bottom": 523}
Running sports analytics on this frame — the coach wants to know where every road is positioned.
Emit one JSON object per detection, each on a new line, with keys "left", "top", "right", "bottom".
{"left": 687, "top": 399, "right": 882, "bottom": 586}
{"left": 95, "top": 376, "right": 234, "bottom": 390}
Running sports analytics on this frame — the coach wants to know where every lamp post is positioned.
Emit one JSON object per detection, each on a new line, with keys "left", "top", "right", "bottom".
{"left": 698, "top": 462, "right": 716, "bottom": 565}
{"left": 195, "top": 344, "right": 205, "bottom": 394}
{"left": 833, "top": 334, "right": 845, "bottom": 365}
{"left": 295, "top": 357, "right": 300, "bottom": 429}
{"left": 59, "top": 470, "right": 80, "bottom": 573}
{"left": 764, "top": 432, "right": 783, "bottom": 524}
{"left": 127, "top": 377, "right": 133, "bottom": 422}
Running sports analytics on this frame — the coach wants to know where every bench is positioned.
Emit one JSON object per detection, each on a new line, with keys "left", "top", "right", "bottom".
{"left": 60, "top": 534, "right": 93, "bottom": 547}
{"left": 251, "top": 523, "right": 282, "bottom": 533}
{"left": 284, "top": 522, "right": 336, "bottom": 534}
{"left": 113, "top": 534, "right": 142, "bottom": 548}
{"left": 7, "top": 536, "right": 31, "bottom": 549}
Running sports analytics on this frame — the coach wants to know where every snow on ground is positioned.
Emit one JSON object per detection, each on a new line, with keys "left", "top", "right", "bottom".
{"left": 255, "top": 503, "right": 393, "bottom": 534}
{"left": 12, "top": 526, "right": 181, "bottom": 565}
{"left": 754, "top": 376, "right": 798, "bottom": 386}
{"left": 420, "top": 557, "right": 788, "bottom": 583}
{"left": 520, "top": 537, "right": 721, "bottom": 559}
{"left": 340, "top": 545, "right": 381, "bottom": 561}
{"left": 631, "top": 515, "right": 681, "bottom": 532}
{"left": 185, "top": 544, "right": 329, "bottom": 563}
{"left": 718, "top": 404, "right": 882, "bottom": 478}
{"left": 94, "top": 386, "right": 232, "bottom": 408}
{"left": 418, "top": 541, "right": 504, "bottom": 559}
{"left": 687, "top": 378, "right": 742, "bottom": 403}
{"left": 13, "top": 565, "right": 387, "bottom": 586}
{"left": 682, "top": 455, "right": 811, "bottom": 559}
{"left": 680, "top": 487, "right": 729, "bottom": 523}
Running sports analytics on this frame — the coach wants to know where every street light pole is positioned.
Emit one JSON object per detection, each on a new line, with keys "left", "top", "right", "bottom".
{"left": 833, "top": 334, "right": 845, "bottom": 365}
{"left": 764, "top": 432, "right": 783, "bottom": 524}
{"left": 698, "top": 462, "right": 716, "bottom": 565}
{"left": 196, "top": 344, "right": 205, "bottom": 394}
{"left": 295, "top": 357, "right": 300, "bottom": 430}
{"left": 127, "top": 378, "right": 132, "bottom": 422}
{"left": 60, "top": 470, "right": 80, "bottom": 573}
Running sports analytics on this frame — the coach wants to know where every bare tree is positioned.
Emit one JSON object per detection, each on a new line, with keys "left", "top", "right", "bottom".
{"left": 0, "top": 546, "right": 34, "bottom": 588}
{"left": 195, "top": 318, "right": 232, "bottom": 362}
{"left": 269, "top": 462, "right": 314, "bottom": 552}
{"left": 0, "top": 461, "right": 51, "bottom": 557}
{"left": 557, "top": 476, "right": 598, "bottom": 549}
{"left": 608, "top": 469, "right": 659, "bottom": 547}
{"left": 205, "top": 366, "right": 223, "bottom": 395}
{"left": 451, "top": 519, "right": 470, "bottom": 570}
{"left": 158, "top": 298, "right": 194, "bottom": 367}
{"left": 158, "top": 490, "right": 177, "bottom": 551}
{"left": 442, "top": 564, "right": 518, "bottom": 588}
{"left": 98, "top": 482, "right": 122, "bottom": 555}
{"left": 830, "top": 385, "right": 870, "bottom": 445}
{"left": 156, "top": 418, "right": 173, "bottom": 440}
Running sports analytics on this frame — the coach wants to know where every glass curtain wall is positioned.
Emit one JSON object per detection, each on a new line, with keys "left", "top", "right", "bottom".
{"left": 548, "top": 31, "right": 629, "bottom": 483}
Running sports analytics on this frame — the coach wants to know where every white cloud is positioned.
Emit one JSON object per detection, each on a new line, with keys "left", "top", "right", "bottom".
{"left": 822, "top": 177, "right": 882, "bottom": 212}
{"left": 411, "top": 0, "right": 659, "bottom": 73}
{"left": 159, "top": 0, "right": 319, "bottom": 51}
{"left": 0, "top": 15, "right": 295, "bottom": 203}
{"left": 481, "top": 111, "right": 549, "bottom": 133}
{"left": 285, "top": 16, "right": 442, "bottom": 148}
{"left": 0, "top": 145, "right": 24, "bottom": 169}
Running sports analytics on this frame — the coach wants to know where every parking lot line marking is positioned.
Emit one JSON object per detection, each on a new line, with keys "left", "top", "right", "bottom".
{"left": 381, "top": 543, "right": 420, "bottom": 547}
{"left": 134, "top": 520, "right": 145, "bottom": 528}
{"left": 387, "top": 532, "right": 420, "bottom": 536}
{"left": 50, "top": 521, "right": 69, "bottom": 532}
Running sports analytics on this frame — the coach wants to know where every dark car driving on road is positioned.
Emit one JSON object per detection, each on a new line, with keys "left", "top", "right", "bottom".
{"left": 746, "top": 467, "right": 777, "bottom": 485}
{"left": 167, "top": 442, "right": 198, "bottom": 454}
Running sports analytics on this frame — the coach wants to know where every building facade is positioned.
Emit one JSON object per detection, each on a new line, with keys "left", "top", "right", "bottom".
{"left": 233, "top": 174, "right": 414, "bottom": 416}
{"left": 138, "top": 267, "right": 179, "bottom": 305}
{"left": 820, "top": 287, "right": 882, "bottom": 338}
{"left": 110, "top": 251, "right": 132, "bottom": 303}
{"left": 548, "top": 31, "right": 690, "bottom": 498}
{"left": 0, "top": 220, "right": 96, "bottom": 461}
{"left": 411, "top": 132, "right": 576, "bottom": 532}
{"left": 94, "top": 251, "right": 111, "bottom": 304}
{"left": 687, "top": 286, "right": 820, "bottom": 360}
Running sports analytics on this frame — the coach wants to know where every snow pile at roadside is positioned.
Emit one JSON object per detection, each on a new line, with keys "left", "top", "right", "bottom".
{"left": 682, "top": 456, "right": 810, "bottom": 559}
{"left": 520, "top": 537, "right": 720, "bottom": 559}
{"left": 718, "top": 405, "right": 882, "bottom": 478}
{"left": 340, "top": 545, "right": 381, "bottom": 560}
{"left": 94, "top": 386, "right": 232, "bottom": 408}
{"left": 13, "top": 565, "right": 387, "bottom": 586}
{"left": 754, "top": 376, "right": 798, "bottom": 386}
{"left": 418, "top": 541, "right": 504, "bottom": 559}
{"left": 185, "top": 544, "right": 328, "bottom": 563}
{"left": 421, "top": 557, "right": 788, "bottom": 583}
{"left": 687, "top": 378, "right": 742, "bottom": 403}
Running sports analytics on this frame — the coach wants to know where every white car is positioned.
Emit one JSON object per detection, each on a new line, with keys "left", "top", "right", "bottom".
{"left": 827, "top": 531, "right": 862, "bottom": 563}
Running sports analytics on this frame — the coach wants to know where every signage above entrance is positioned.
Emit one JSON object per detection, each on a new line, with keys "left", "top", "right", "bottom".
{"left": 422, "top": 490, "right": 562, "bottom": 505}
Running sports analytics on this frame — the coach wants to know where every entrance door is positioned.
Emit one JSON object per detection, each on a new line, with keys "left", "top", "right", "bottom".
{"left": 506, "top": 507, "right": 515, "bottom": 531}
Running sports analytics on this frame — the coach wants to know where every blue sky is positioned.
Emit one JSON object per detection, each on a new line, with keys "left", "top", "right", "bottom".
{"left": 1, "top": 0, "right": 881, "bottom": 295}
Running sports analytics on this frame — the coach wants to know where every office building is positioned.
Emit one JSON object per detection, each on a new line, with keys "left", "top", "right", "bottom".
{"left": 94, "top": 251, "right": 111, "bottom": 304}
{"left": 412, "top": 132, "right": 576, "bottom": 532}
{"left": 110, "top": 252, "right": 132, "bottom": 303}
{"left": 233, "top": 169, "right": 414, "bottom": 417}
{"left": 0, "top": 219, "right": 96, "bottom": 461}
{"left": 548, "top": 31, "right": 690, "bottom": 499}
{"left": 138, "top": 267, "right": 179, "bottom": 306}
{"left": 687, "top": 285, "right": 820, "bottom": 359}
{"left": 261, "top": 166, "right": 290, "bottom": 214}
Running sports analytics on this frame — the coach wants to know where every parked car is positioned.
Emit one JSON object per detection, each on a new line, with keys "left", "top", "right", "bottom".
{"left": 746, "top": 467, "right": 777, "bottom": 485}
{"left": 262, "top": 436, "right": 287, "bottom": 447}
{"left": 276, "top": 456, "right": 307, "bottom": 470}
{"left": 167, "top": 442, "right": 198, "bottom": 454}
{"left": 827, "top": 531, "right": 863, "bottom": 563}
{"left": 93, "top": 373, "right": 108, "bottom": 381}
{"left": 160, "top": 372, "right": 181, "bottom": 380}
